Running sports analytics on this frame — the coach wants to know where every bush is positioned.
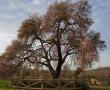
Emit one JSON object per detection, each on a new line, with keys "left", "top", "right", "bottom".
{"left": 75, "top": 79, "right": 90, "bottom": 90}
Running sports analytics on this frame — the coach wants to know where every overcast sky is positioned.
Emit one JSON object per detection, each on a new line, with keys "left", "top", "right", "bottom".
{"left": 0, "top": 0, "right": 110, "bottom": 68}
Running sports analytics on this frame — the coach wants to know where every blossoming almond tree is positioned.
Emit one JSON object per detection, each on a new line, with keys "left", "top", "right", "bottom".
{"left": 0, "top": 0, "right": 106, "bottom": 79}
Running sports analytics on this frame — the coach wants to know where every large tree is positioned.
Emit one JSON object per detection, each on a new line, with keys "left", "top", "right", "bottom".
{"left": 0, "top": 0, "right": 106, "bottom": 79}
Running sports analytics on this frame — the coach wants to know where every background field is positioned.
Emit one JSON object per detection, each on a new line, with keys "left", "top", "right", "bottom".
{"left": 0, "top": 80, "right": 18, "bottom": 90}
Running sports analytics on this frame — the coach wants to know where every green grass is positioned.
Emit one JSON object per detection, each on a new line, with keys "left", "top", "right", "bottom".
{"left": 90, "top": 86, "right": 110, "bottom": 90}
{"left": 90, "top": 88, "right": 110, "bottom": 90}
{"left": 0, "top": 80, "right": 18, "bottom": 90}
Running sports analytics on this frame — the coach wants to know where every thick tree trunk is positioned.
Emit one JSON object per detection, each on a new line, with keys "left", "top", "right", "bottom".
{"left": 56, "top": 61, "right": 62, "bottom": 79}
{"left": 51, "top": 69, "right": 61, "bottom": 79}
{"left": 49, "top": 69, "right": 58, "bottom": 79}
{"left": 49, "top": 61, "right": 62, "bottom": 79}
{"left": 54, "top": 61, "right": 62, "bottom": 79}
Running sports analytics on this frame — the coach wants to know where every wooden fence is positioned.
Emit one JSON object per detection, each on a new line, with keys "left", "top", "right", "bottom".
{"left": 11, "top": 78, "right": 82, "bottom": 90}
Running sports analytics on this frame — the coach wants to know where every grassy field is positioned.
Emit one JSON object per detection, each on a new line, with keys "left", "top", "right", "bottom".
{"left": 0, "top": 79, "right": 109, "bottom": 90}
{"left": 0, "top": 80, "right": 18, "bottom": 90}
{"left": 90, "top": 86, "right": 110, "bottom": 90}
{"left": 90, "top": 88, "right": 110, "bottom": 90}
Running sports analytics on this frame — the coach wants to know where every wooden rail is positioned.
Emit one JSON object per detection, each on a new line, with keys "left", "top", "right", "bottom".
{"left": 11, "top": 78, "right": 82, "bottom": 90}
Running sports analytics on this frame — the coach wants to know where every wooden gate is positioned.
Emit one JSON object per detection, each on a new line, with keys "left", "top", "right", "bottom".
{"left": 11, "top": 78, "right": 82, "bottom": 90}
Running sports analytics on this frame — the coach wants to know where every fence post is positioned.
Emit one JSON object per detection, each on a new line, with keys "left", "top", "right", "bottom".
{"left": 58, "top": 80, "right": 61, "bottom": 90}
{"left": 16, "top": 78, "right": 19, "bottom": 88}
{"left": 41, "top": 80, "right": 44, "bottom": 89}
{"left": 73, "top": 80, "right": 74, "bottom": 88}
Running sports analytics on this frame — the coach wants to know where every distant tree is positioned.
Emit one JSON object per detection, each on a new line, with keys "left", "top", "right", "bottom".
{"left": 0, "top": 0, "right": 106, "bottom": 79}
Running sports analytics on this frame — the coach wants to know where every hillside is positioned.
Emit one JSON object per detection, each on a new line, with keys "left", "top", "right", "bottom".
{"left": 88, "top": 67, "right": 110, "bottom": 79}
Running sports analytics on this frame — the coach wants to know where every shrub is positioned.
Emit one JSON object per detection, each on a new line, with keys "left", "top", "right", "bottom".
{"left": 75, "top": 79, "right": 90, "bottom": 90}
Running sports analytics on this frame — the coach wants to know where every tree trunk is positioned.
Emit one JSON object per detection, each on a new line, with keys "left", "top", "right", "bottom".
{"left": 54, "top": 61, "right": 62, "bottom": 79}
{"left": 49, "top": 61, "right": 62, "bottom": 79}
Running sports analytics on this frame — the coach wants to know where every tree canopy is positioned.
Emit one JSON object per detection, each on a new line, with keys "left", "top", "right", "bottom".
{"left": 0, "top": 0, "right": 106, "bottom": 79}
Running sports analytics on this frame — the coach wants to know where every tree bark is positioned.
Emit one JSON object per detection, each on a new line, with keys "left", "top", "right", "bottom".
{"left": 48, "top": 61, "right": 62, "bottom": 79}
{"left": 55, "top": 61, "right": 62, "bottom": 79}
